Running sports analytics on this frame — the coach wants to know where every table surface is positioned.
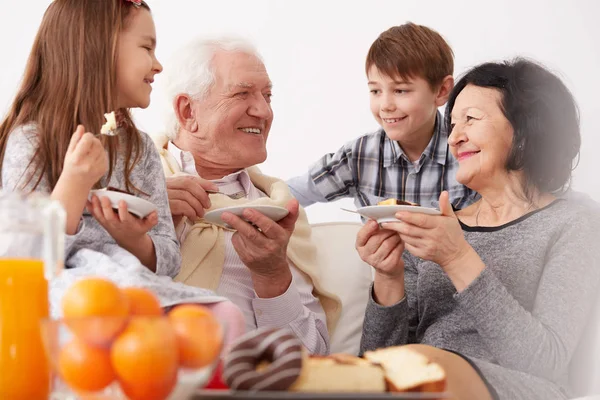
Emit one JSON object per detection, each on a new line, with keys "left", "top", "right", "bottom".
{"left": 193, "top": 390, "right": 452, "bottom": 400}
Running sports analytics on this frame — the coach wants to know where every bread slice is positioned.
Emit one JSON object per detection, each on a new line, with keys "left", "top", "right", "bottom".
{"left": 364, "top": 346, "right": 446, "bottom": 393}
{"left": 289, "top": 354, "right": 386, "bottom": 393}
{"left": 377, "top": 198, "right": 420, "bottom": 206}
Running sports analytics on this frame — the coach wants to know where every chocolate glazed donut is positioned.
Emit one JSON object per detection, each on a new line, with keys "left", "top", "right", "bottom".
{"left": 222, "top": 327, "right": 304, "bottom": 391}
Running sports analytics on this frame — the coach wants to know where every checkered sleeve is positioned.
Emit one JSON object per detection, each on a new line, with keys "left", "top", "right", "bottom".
{"left": 308, "top": 142, "right": 358, "bottom": 202}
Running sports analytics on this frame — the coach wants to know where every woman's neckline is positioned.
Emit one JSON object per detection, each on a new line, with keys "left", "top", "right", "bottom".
{"left": 459, "top": 199, "right": 563, "bottom": 232}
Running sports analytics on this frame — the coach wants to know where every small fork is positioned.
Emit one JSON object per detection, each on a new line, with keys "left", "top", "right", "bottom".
{"left": 205, "top": 189, "right": 245, "bottom": 200}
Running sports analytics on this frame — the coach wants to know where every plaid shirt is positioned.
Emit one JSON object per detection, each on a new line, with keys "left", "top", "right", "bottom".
{"left": 288, "top": 112, "right": 478, "bottom": 210}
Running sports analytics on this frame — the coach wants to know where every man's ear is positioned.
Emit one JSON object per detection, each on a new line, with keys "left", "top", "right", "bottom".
{"left": 173, "top": 94, "right": 198, "bottom": 132}
{"left": 435, "top": 75, "right": 454, "bottom": 107}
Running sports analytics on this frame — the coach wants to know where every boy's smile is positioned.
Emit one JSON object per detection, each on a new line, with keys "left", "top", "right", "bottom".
{"left": 382, "top": 116, "right": 407, "bottom": 125}
{"left": 367, "top": 65, "right": 449, "bottom": 160}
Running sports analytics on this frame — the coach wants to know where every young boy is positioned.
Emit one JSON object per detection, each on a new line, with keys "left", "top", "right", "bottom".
{"left": 287, "top": 23, "right": 477, "bottom": 210}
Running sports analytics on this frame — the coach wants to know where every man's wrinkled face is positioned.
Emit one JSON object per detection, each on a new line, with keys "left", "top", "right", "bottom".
{"left": 190, "top": 51, "right": 273, "bottom": 170}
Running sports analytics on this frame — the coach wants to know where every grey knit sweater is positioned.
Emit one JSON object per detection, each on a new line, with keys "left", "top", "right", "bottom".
{"left": 1, "top": 125, "right": 181, "bottom": 277}
{"left": 360, "top": 199, "right": 600, "bottom": 400}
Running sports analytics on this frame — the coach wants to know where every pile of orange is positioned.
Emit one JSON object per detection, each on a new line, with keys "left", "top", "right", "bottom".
{"left": 58, "top": 277, "right": 223, "bottom": 400}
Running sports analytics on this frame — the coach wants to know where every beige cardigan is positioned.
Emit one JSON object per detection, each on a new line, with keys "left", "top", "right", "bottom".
{"left": 154, "top": 135, "right": 341, "bottom": 334}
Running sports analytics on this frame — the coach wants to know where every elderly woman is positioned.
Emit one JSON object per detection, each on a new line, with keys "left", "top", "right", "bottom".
{"left": 357, "top": 58, "right": 600, "bottom": 400}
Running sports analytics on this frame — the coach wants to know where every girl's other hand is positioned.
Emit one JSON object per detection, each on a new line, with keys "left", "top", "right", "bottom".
{"left": 62, "top": 125, "right": 108, "bottom": 188}
{"left": 88, "top": 195, "right": 158, "bottom": 244}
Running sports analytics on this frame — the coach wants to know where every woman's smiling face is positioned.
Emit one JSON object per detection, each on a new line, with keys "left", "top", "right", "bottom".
{"left": 448, "top": 84, "right": 515, "bottom": 190}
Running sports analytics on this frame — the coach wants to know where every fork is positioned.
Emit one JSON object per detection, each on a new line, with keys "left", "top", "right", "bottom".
{"left": 205, "top": 189, "right": 245, "bottom": 200}
{"left": 340, "top": 207, "right": 362, "bottom": 215}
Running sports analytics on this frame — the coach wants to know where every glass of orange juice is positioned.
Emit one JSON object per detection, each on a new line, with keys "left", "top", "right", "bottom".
{"left": 0, "top": 192, "right": 65, "bottom": 400}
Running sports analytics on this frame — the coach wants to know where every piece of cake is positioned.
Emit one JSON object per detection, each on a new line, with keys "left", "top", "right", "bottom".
{"left": 377, "top": 198, "right": 420, "bottom": 206}
{"left": 289, "top": 354, "right": 386, "bottom": 393}
{"left": 363, "top": 346, "right": 446, "bottom": 393}
{"left": 100, "top": 111, "right": 118, "bottom": 136}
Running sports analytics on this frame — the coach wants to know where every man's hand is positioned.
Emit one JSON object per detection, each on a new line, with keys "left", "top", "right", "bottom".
{"left": 221, "top": 199, "right": 300, "bottom": 298}
{"left": 166, "top": 175, "right": 218, "bottom": 227}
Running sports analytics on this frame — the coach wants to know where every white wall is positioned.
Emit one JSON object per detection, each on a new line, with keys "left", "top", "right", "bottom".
{"left": 1, "top": 0, "right": 599, "bottom": 223}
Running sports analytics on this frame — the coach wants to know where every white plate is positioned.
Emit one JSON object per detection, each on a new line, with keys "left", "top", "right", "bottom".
{"left": 89, "top": 189, "right": 157, "bottom": 218}
{"left": 356, "top": 205, "right": 441, "bottom": 223}
{"left": 204, "top": 205, "right": 289, "bottom": 229}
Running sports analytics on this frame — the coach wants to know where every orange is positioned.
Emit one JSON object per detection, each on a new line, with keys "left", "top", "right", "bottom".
{"left": 168, "top": 304, "right": 223, "bottom": 368}
{"left": 111, "top": 317, "right": 178, "bottom": 400}
{"left": 61, "top": 278, "right": 129, "bottom": 347}
{"left": 58, "top": 338, "right": 115, "bottom": 393}
{"left": 122, "top": 287, "right": 162, "bottom": 316}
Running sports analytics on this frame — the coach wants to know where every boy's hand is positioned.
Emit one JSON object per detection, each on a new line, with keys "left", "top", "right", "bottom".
{"left": 88, "top": 195, "right": 158, "bottom": 246}
{"left": 63, "top": 125, "right": 108, "bottom": 188}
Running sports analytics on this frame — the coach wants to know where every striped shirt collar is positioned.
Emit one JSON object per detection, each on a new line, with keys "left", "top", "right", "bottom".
{"left": 167, "top": 141, "right": 253, "bottom": 196}
{"left": 383, "top": 111, "right": 448, "bottom": 168}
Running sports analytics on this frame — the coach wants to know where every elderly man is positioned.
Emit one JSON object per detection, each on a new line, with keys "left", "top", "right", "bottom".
{"left": 153, "top": 38, "right": 339, "bottom": 355}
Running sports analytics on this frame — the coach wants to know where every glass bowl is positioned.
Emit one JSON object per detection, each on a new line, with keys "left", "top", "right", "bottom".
{"left": 41, "top": 315, "right": 226, "bottom": 400}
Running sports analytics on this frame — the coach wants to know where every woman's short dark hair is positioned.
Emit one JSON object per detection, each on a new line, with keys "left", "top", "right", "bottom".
{"left": 444, "top": 58, "right": 580, "bottom": 199}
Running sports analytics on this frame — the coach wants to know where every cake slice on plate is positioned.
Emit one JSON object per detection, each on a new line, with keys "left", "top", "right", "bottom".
{"left": 377, "top": 198, "right": 420, "bottom": 206}
{"left": 289, "top": 354, "right": 386, "bottom": 393}
{"left": 364, "top": 346, "right": 446, "bottom": 393}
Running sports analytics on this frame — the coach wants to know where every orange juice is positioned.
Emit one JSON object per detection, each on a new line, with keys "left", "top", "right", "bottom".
{"left": 0, "top": 259, "right": 50, "bottom": 399}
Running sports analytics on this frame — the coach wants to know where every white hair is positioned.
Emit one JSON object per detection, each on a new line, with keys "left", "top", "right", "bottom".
{"left": 159, "top": 36, "right": 263, "bottom": 140}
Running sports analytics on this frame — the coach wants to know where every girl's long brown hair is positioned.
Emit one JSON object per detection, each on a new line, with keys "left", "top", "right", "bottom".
{"left": 0, "top": 0, "right": 150, "bottom": 193}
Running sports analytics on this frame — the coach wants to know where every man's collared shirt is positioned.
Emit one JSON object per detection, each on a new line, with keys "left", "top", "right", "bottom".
{"left": 167, "top": 142, "right": 329, "bottom": 354}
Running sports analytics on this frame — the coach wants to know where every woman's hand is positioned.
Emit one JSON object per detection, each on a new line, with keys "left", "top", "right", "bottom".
{"left": 382, "top": 191, "right": 471, "bottom": 268}
{"left": 382, "top": 191, "right": 484, "bottom": 291}
{"left": 356, "top": 220, "right": 405, "bottom": 279}
{"left": 356, "top": 220, "right": 406, "bottom": 306}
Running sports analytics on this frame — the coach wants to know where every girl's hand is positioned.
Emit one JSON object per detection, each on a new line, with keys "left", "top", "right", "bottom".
{"left": 62, "top": 125, "right": 108, "bottom": 188}
{"left": 382, "top": 191, "right": 471, "bottom": 269}
{"left": 88, "top": 195, "right": 158, "bottom": 245}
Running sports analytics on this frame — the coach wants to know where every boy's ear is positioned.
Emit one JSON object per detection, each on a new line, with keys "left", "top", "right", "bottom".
{"left": 435, "top": 75, "right": 454, "bottom": 107}
{"left": 173, "top": 94, "right": 198, "bottom": 133}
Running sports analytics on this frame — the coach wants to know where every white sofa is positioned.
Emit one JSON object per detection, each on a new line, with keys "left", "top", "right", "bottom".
{"left": 311, "top": 222, "right": 373, "bottom": 355}
{"left": 311, "top": 221, "right": 600, "bottom": 399}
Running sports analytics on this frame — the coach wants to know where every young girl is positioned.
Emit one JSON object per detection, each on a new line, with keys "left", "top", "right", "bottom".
{"left": 0, "top": 0, "right": 176, "bottom": 274}
{"left": 0, "top": 0, "right": 246, "bottom": 342}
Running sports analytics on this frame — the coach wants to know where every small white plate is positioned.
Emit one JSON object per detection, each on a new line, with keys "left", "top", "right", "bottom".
{"left": 89, "top": 189, "right": 157, "bottom": 218}
{"left": 204, "top": 205, "right": 289, "bottom": 228}
{"left": 356, "top": 204, "right": 441, "bottom": 223}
